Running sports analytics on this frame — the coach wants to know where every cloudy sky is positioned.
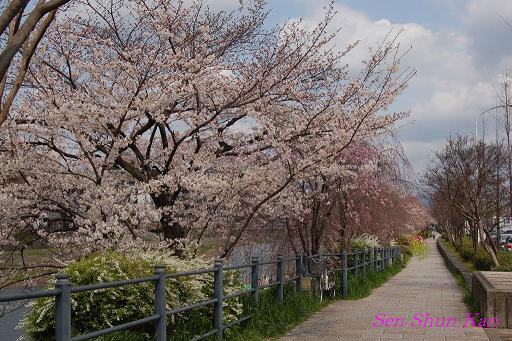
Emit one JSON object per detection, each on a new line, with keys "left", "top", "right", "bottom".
{"left": 223, "top": 0, "right": 512, "bottom": 175}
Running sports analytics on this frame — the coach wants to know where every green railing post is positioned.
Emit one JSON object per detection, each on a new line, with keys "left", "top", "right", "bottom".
{"left": 55, "top": 274, "right": 71, "bottom": 341}
{"left": 376, "top": 247, "right": 382, "bottom": 272}
{"left": 295, "top": 253, "right": 302, "bottom": 292}
{"left": 373, "top": 247, "right": 378, "bottom": 271}
{"left": 342, "top": 250, "right": 348, "bottom": 296}
{"left": 354, "top": 250, "right": 359, "bottom": 276}
{"left": 277, "top": 256, "right": 284, "bottom": 304}
{"left": 380, "top": 248, "right": 384, "bottom": 271}
{"left": 154, "top": 266, "right": 167, "bottom": 341}
{"left": 303, "top": 252, "right": 309, "bottom": 275}
{"left": 370, "top": 247, "right": 374, "bottom": 271}
{"left": 379, "top": 247, "right": 382, "bottom": 272}
{"left": 214, "top": 259, "right": 224, "bottom": 341}
{"left": 251, "top": 256, "right": 260, "bottom": 305}
{"left": 362, "top": 248, "right": 367, "bottom": 275}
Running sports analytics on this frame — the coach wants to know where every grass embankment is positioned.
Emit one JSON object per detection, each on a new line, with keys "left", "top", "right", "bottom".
{"left": 101, "top": 257, "right": 410, "bottom": 341}
{"left": 440, "top": 240, "right": 482, "bottom": 322}
{"left": 227, "top": 257, "right": 409, "bottom": 340}
{"left": 442, "top": 239, "right": 477, "bottom": 272}
{"left": 225, "top": 287, "right": 329, "bottom": 341}
{"left": 0, "top": 248, "right": 58, "bottom": 288}
{"left": 345, "top": 259, "right": 408, "bottom": 300}
{"left": 450, "top": 270, "right": 481, "bottom": 316}
{"left": 443, "top": 237, "right": 512, "bottom": 272}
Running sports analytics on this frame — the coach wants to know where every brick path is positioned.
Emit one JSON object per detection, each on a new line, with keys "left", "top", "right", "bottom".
{"left": 278, "top": 239, "right": 490, "bottom": 341}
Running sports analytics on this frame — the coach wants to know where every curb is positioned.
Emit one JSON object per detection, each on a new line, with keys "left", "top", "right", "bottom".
{"left": 436, "top": 238, "right": 473, "bottom": 290}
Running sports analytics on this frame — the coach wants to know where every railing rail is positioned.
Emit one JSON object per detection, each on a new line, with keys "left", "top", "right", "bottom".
{"left": 0, "top": 246, "right": 401, "bottom": 341}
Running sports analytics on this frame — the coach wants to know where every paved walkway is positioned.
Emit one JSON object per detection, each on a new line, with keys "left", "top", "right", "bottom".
{"left": 279, "top": 239, "right": 490, "bottom": 341}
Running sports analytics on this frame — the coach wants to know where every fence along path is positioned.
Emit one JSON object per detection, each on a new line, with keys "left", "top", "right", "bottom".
{"left": 0, "top": 246, "right": 399, "bottom": 341}
{"left": 278, "top": 238, "right": 490, "bottom": 341}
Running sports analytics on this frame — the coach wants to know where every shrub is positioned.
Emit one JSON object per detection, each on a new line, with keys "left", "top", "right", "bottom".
{"left": 98, "top": 330, "right": 149, "bottom": 341}
{"left": 493, "top": 252, "right": 512, "bottom": 271}
{"left": 407, "top": 235, "right": 429, "bottom": 260}
{"left": 351, "top": 234, "right": 380, "bottom": 249}
{"left": 418, "top": 229, "right": 432, "bottom": 238}
{"left": 456, "top": 238, "right": 475, "bottom": 261}
{"left": 473, "top": 248, "right": 493, "bottom": 271}
{"left": 23, "top": 251, "right": 243, "bottom": 341}
{"left": 453, "top": 237, "right": 494, "bottom": 271}
{"left": 451, "top": 238, "right": 512, "bottom": 271}
{"left": 396, "top": 234, "right": 409, "bottom": 247}
{"left": 395, "top": 234, "right": 414, "bottom": 260}
{"left": 401, "top": 245, "right": 413, "bottom": 259}
{"left": 492, "top": 264, "right": 512, "bottom": 271}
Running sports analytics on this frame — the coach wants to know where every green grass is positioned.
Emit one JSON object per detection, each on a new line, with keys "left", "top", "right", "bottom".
{"left": 441, "top": 250, "right": 483, "bottom": 325}
{"left": 442, "top": 239, "right": 477, "bottom": 272}
{"left": 226, "top": 258, "right": 409, "bottom": 340}
{"left": 62, "top": 258, "right": 410, "bottom": 341}
{"left": 346, "top": 259, "right": 408, "bottom": 300}
{"left": 225, "top": 286, "right": 330, "bottom": 341}
{"left": 0, "top": 247, "right": 59, "bottom": 287}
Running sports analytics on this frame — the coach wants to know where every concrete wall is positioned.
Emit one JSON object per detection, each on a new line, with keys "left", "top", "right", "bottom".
{"left": 436, "top": 239, "right": 473, "bottom": 289}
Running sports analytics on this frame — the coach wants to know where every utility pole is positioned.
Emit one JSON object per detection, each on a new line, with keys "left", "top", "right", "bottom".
{"left": 497, "top": 107, "right": 502, "bottom": 247}
{"left": 505, "top": 71, "right": 512, "bottom": 229}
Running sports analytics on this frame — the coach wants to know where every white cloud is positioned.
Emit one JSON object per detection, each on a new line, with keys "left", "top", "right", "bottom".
{"left": 462, "top": 0, "right": 512, "bottom": 69}
{"left": 297, "top": 1, "right": 512, "bottom": 174}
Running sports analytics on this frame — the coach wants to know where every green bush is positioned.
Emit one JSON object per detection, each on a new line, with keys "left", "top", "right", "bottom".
{"left": 400, "top": 245, "right": 413, "bottom": 259}
{"left": 408, "top": 236, "right": 429, "bottom": 260}
{"left": 98, "top": 330, "right": 148, "bottom": 341}
{"left": 452, "top": 237, "right": 494, "bottom": 271}
{"left": 450, "top": 238, "right": 512, "bottom": 271}
{"left": 473, "top": 248, "right": 494, "bottom": 271}
{"left": 493, "top": 252, "right": 512, "bottom": 271}
{"left": 351, "top": 234, "right": 380, "bottom": 249}
{"left": 418, "top": 229, "right": 432, "bottom": 238}
{"left": 23, "top": 251, "right": 243, "bottom": 341}
{"left": 456, "top": 238, "right": 475, "bottom": 261}
{"left": 395, "top": 234, "right": 427, "bottom": 260}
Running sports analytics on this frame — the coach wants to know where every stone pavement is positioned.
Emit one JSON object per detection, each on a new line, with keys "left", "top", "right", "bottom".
{"left": 278, "top": 239, "right": 490, "bottom": 341}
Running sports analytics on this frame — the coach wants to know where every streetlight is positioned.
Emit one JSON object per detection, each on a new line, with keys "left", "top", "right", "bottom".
{"left": 476, "top": 104, "right": 511, "bottom": 140}
{"left": 476, "top": 103, "right": 512, "bottom": 246}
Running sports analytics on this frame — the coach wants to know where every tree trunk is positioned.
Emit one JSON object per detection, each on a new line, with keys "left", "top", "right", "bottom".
{"left": 472, "top": 223, "right": 478, "bottom": 253}
{"left": 446, "top": 225, "right": 455, "bottom": 245}
{"left": 151, "top": 191, "right": 188, "bottom": 244}
{"left": 310, "top": 200, "right": 321, "bottom": 255}
{"left": 478, "top": 223, "right": 499, "bottom": 267}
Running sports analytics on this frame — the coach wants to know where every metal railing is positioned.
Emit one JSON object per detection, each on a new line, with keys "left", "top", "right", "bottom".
{"left": 0, "top": 246, "right": 400, "bottom": 341}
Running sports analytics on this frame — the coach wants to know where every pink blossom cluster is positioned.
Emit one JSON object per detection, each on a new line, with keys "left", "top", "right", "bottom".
{"left": 0, "top": 0, "right": 420, "bottom": 260}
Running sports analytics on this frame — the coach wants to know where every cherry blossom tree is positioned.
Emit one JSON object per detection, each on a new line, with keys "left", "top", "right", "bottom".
{"left": 284, "top": 141, "right": 428, "bottom": 254}
{"left": 0, "top": 0, "right": 414, "bottom": 267}
{"left": 0, "top": 0, "right": 71, "bottom": 125}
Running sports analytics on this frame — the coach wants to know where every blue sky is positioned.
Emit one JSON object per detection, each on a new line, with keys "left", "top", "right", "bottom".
{"left": 268, "top": 0, "right": 463, "bottom": 29}
{"left": 250, "top": 0, "right": 512, "bottom": 175}
{"left": 62, "top": 0, "right": 512, "bottom": 175}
